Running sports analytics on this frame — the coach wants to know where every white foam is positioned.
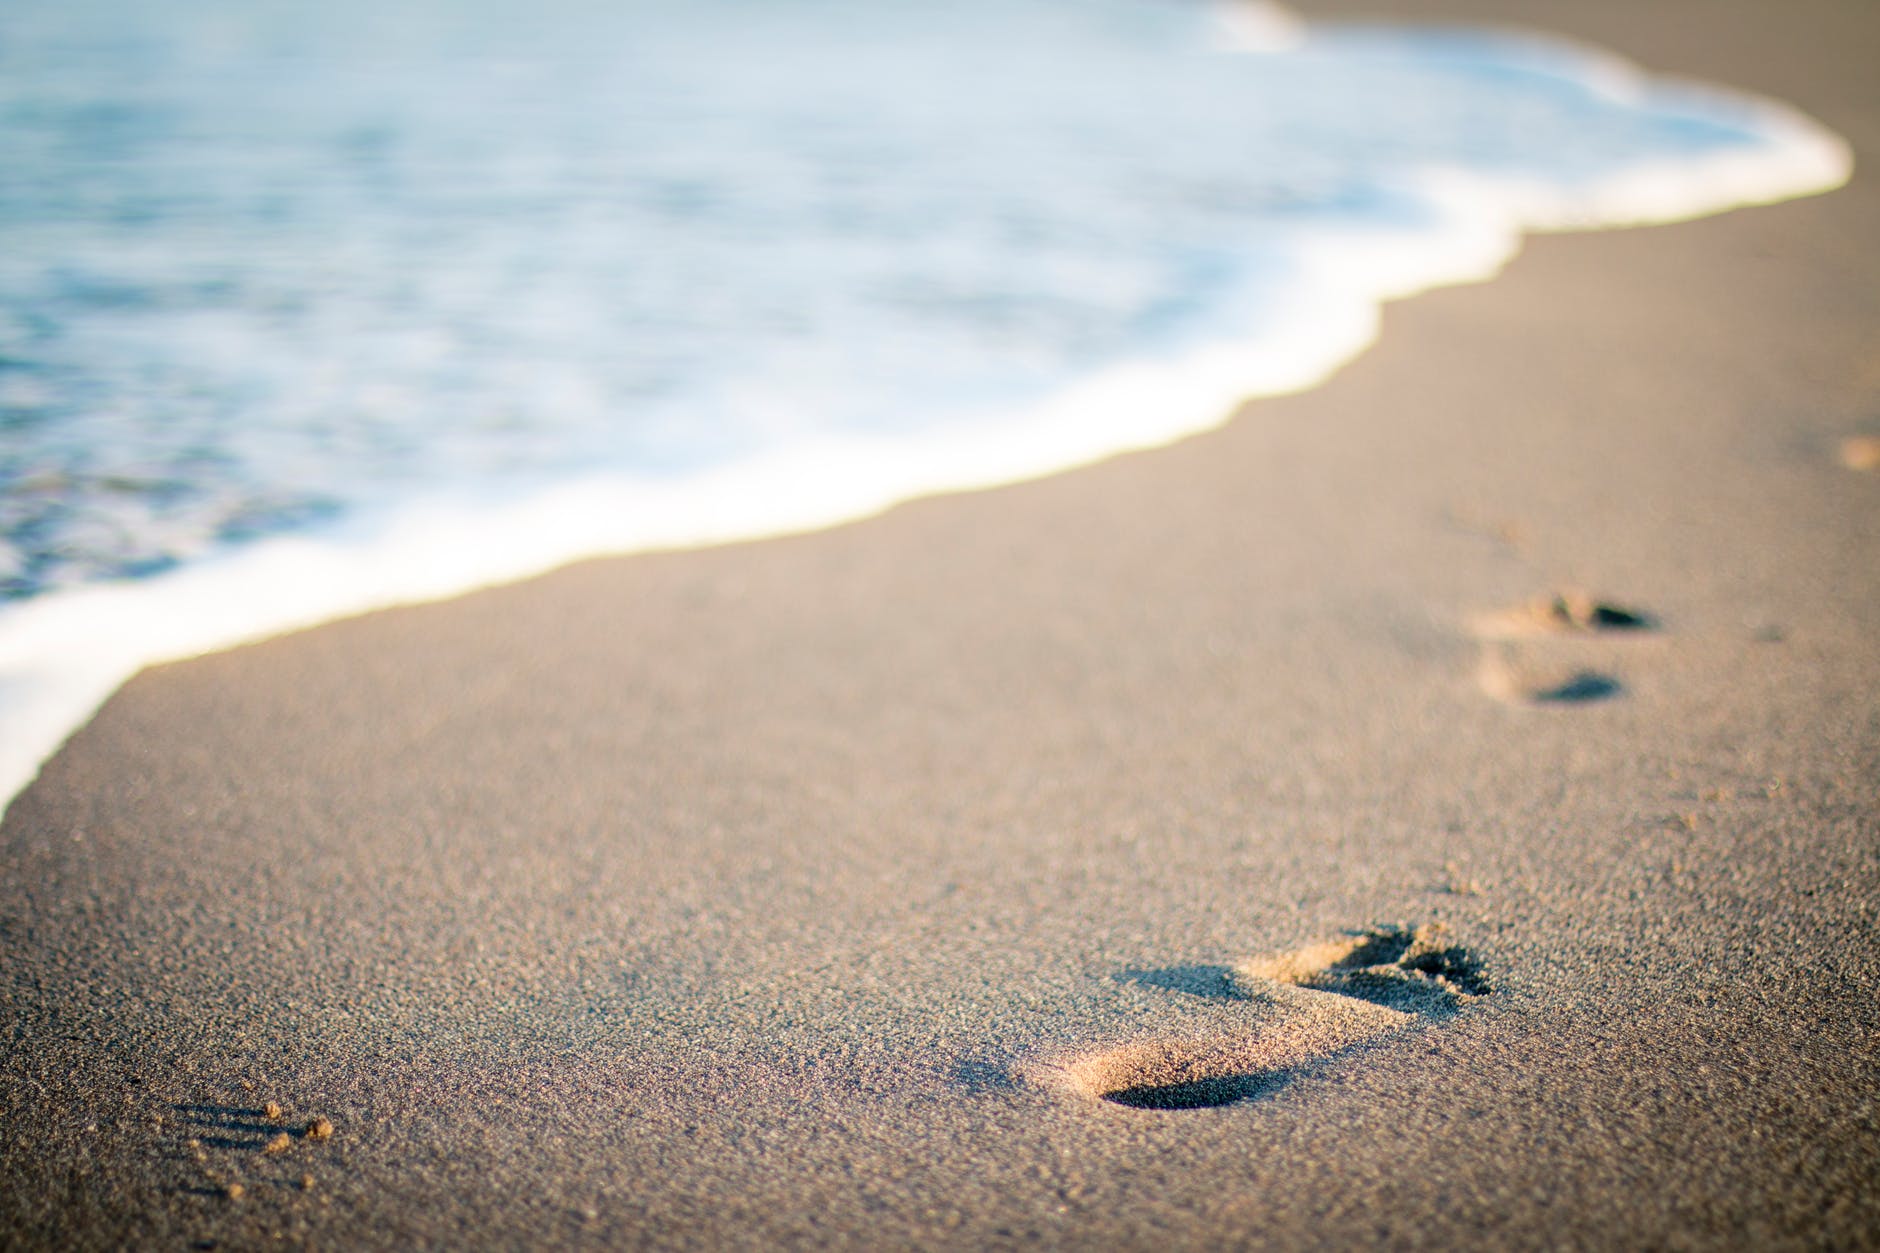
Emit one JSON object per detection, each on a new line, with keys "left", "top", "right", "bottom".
{"left": 0, "top": 7, "right": 1852, "bottom": 818}
{"left": 1405, "top": 35, "right": 1853, "bottom": 231}
{"left": 1211, "top": 0, "right": 1308, "bottom": 52}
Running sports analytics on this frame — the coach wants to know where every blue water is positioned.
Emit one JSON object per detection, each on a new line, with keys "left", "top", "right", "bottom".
{"left": 0, "top": 0, "right": 1837, "bottom": 600}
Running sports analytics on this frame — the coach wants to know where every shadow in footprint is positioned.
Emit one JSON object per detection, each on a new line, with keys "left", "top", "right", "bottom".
{"left": 1101, "top": 1070, "right": 1292, "bottom": 1110}
{"left": 1581, "top": 604, "right": 1653, "bottom": 631}
{"left": 1528, "top": 671, "right": 1623, "bottom": 704}
{"left": 171, "top": 1103, "right": 282, "bottom": 1150}
{"left": 1477, "top": 650, "right": 1626, "bottom": 707}
{"left": 173, "top": 1103, "right": 269, "bottom": 1125}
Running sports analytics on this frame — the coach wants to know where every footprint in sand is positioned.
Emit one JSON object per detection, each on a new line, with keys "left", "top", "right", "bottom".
{"left": 1034, "top": 925, "right": 1488, "bottom": 1111}
{"left": 1467, "top": 590, "right": 1657, "bottom": 706}
{"left": 167, "top": 1101, "right": 335, "bottom": 1199}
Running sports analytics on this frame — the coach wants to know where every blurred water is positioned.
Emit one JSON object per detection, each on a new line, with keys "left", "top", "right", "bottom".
{"left": 0, "top": 0, "right": 1839, "bottom": 599}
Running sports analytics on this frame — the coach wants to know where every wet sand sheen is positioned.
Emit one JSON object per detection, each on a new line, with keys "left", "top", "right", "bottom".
{"left": 2, "top": 0, "right": 1878, "bottom": 1246}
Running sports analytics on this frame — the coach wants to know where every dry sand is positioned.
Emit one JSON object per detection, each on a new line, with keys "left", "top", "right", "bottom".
{"left": 3, "top": 0, "right": 1878, "bottom": 1246}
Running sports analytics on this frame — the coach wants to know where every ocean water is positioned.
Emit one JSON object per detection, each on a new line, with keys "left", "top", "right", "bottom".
{"left": 0, "top": 0, "right": 1850, "bottom": 809}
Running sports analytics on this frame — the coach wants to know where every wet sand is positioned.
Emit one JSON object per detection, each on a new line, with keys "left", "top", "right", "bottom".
{"left": 2, "top": 0, "right": 1877, "bottom": 1246}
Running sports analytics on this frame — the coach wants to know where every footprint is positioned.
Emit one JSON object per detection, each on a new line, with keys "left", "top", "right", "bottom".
{"left": 1475, "top": 646, "right": 1625, "bottom": 706}
{"left": 165, "top": 1100, "right": 336, "bottom": 1200}
{"left": 1468, "top": 591, "right": 1656, "bottom": 641}
{"left": 1237, "top": 923, "right": 1490, "bottom": 1014}
{"left": 1468, "top": 590, "right": 1657, "bottom": 706}
{"left": 1033, "top": 925, "right": 1487, "bottom": 1111}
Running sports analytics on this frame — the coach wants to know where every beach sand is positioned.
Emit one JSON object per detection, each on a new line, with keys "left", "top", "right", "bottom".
{"left": 3, "top": 0, "right": 1877, "bottom": 1246}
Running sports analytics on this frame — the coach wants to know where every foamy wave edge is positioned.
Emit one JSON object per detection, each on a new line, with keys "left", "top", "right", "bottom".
{"left": 0, "top": 13, "right": 1851, "bottom": 818}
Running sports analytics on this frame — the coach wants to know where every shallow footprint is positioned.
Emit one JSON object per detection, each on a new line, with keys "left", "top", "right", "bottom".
{"left": 1036, "top": 925, "right": 1487, "bottom": 1110}
{"left": 1468, "top": 590, "right": 1656, "bottom": 641}
{"left": 1469, "top": 590, "right": 1657, "bottom": 706}
{"left": 1475, "top": 644, "right": 1625, "bottom": 706}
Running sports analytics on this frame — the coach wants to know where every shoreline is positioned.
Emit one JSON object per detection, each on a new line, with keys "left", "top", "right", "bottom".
{"left": 3, "top": 0, "right": 1878, "bottom": 1246}
{"left": 0, "top": 8, "right": 1852, "bottom": 821}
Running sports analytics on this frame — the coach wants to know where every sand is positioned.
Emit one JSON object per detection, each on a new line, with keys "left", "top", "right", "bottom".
{"left": 3, "top": 0, "right": 1878, "bottom": 1246}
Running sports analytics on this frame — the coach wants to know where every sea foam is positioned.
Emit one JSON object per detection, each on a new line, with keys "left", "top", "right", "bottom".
{"left": 0, "top": 0, "right": 1850, "bottom": 814}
